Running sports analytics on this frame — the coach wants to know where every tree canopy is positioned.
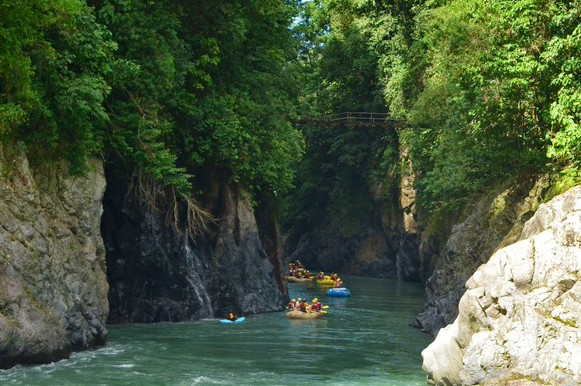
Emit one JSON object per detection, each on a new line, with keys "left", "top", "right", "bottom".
{"left": 291, "top": 0, "right": 581, "bottom": 212}
{"left": 2, "top": 0, "right": 581, "bottom": 216}
{"left": 1, "top": 0, "right": 303, "bottom": 201}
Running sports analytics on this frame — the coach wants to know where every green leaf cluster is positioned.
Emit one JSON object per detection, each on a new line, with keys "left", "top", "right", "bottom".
{"left": 292, "top": 0, "right": 386, "bottom": 115}
{"left": 378, "top": 0, "right": 581, "bottom": 209}
{"left": 283, "top": 124, "right": 397, "bottom": 238}
{"left": 1, "top": 0, "right": 305, "bottom": 201}
{"left": 1, "top": 0, "right": 115, "bottom": 173}
{"left": 291, "top": 0, "right": 581, "bottom": 215}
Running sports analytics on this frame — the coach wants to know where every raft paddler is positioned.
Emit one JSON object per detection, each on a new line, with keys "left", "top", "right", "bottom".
{"left": 310, "top": 298, "right": 322, "bottom": 312}
{"left": 227, "top": 311, "right": 238, "bottom": 321}
{"left": 298, "top": 299, "right": 307, "bottom": 312}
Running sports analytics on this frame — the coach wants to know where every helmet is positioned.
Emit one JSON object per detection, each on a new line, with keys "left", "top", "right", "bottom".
{"left": 291, "top": 299, "right": 296, "bottom": 302}
{"left": 312, "top": 298, "right": 318, "bottom": 302}
{"left": 298, "top": 298, "right": 302, "bottom": 301}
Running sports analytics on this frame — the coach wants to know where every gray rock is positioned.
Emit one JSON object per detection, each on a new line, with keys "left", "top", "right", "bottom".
{"left": 0, "top": 146, "right": 108, "bottom": 369}
{"left": 413, "top": 177, "right": 550, "bottom": 335}
{"left": 102, "top": 164, "right": 287, "bottom": 323}
{"left": 423, "top": 186, "right": 581, "bottom": 385}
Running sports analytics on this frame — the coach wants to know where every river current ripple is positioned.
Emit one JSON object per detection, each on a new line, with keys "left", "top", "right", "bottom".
{"left": 0, "top": 276, "right": 433, "bottom": 386}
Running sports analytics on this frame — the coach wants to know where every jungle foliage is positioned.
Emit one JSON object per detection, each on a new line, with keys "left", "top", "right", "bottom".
{"left": 291, "top": 0, "right": 581, "bottom": 213}
{"left": 282, "top": 0, "right": 399, "bottom": 239}
{"left": 3, "top": 0, "right": 581, "bottom": 217}
{"left": 1, "top": 0, "right": 303, "bottom": 201}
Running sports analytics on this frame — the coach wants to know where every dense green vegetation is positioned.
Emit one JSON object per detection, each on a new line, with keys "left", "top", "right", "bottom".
{"left": 1, "top": 0, "right": 302, "bottom": 202}
{"left": 290, "top": 0, "right": 581, "bottom": 216}
{"left": 2, "top": 0, "right": 581, "bottom": 221}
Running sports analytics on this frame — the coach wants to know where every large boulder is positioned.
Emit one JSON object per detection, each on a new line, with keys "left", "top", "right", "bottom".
{"left": 414, "top": 177, "right": 549, "bottom": 334}
{"left": 0, "top": 146, "right": 108, "bottom": 368}
{"left": 423, "top": 186, "right": 581, "bottom": 385}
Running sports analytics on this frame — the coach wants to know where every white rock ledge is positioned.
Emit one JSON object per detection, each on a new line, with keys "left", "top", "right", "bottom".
{"left": 423, "top": 186, "right": 581, "bottom": 386}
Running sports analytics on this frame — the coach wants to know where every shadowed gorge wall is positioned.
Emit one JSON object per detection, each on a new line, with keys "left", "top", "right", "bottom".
{"left": 101, "top": 164, "right": 287, "bottom": 323}
{"left": 284, "top": 129, "right": 422, "bottom": 282}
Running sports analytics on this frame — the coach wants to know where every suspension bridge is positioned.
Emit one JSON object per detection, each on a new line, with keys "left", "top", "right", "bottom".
{"left": 292, "top": 112, "right": 407, "bottom": 128}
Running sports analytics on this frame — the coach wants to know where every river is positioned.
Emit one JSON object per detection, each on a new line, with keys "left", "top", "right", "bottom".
{"left": 0, "top": 276, "right": 433, "bottom": 386}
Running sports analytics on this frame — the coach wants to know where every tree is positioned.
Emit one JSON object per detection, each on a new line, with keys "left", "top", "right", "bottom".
{"left": 1, "top": 0, "right": 115, "bottom": 173}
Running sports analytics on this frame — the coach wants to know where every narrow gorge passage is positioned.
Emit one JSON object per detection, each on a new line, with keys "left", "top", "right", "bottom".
{"left": 0, "top": 276, "right": 433, "bottom": 386}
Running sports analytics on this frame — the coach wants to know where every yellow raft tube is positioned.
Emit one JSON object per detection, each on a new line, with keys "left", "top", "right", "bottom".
{"left": 285, "top": 276, "right": 314, "bottom": 283}
{"left": 285, "top": 310, "right": 324, "bottom": 319}
{"left": 317, "top": 276, "right": 342, "bottom": 285}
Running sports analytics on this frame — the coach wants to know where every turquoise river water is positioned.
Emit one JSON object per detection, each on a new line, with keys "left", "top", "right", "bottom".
{"left": 0, "top": 276, "right": 433, "bottom": 386}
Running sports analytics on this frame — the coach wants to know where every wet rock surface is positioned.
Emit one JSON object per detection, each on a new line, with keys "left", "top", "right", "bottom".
{"left": 102, "top": 166, "right": 286, "bottom": 323}
{"left": 0, "top": 147, "right": 108, "bottom": 369}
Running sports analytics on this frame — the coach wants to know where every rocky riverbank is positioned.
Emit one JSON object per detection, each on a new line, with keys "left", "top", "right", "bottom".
{"left": 422, "top": 186, "right": 581, "bottom": 385}
{"left": 0, "top": 146, "right": 108, "bottom": 368}
{"left": 413, "top": 177, "right": 551, "bottom": 335}
{"left": 0, "top": 148, "right": 287, "bottom": 368}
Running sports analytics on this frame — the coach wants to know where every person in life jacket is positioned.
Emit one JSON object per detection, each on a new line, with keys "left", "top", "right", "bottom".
{"left": 333, "top": 279, "right": 342, "bottom": 288}
{"left": 298, "top": 299, "right": 307, "bottom": 312}
{"left": 227, "top": 311, "right": 238, "bottom": 321}
{"left": 311, "top": 298, "right": 322, "bottom": 312}
{"left": 295, "top": 298, "right": 301, "bottom": 309}
{"left": 330, "top": 272, "right": 338, "bottom": 281}
{"left": 288, "top": 299, "right": 297, "bottom": 311}
{"left": 317, "top": 271, "right": 324, "bottom": 280}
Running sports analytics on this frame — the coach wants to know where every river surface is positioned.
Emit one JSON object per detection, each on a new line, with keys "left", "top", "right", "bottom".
{"left": 0, "top": 276, "right": 433, "bottom": 386}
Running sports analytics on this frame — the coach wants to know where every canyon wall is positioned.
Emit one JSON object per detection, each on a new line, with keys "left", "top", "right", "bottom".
{"left": 423, "top": 186, "right": 581, "bottom": 385}
{"left": 287, "top": 145, "right": 422, "bottom": 281}
{"left": 0, "top": 147, "right": 108, "bottom": 368}
{"left": 102, "top": 166, "right": 287, "bottom": 323}
{"left": 0, "top": 148, "right": 287, "bottom": 368}
{"left": 413, "top": 177, "right": 551, "bottom": 335}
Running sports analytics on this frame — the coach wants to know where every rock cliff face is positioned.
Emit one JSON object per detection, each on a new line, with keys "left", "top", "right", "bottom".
{"left": 102, "top": 166, "right": 287, "bottom": 323}
{"left": 413, "top": 177, "right": 550, "bottom": 334}
{"left": 423, "top": 186, "right": 581, "bottom": 385}
{"left": 288, "top": 147, "right": 421, "bottom": 281}
{"left": 0, "top": 147, "right": 108, "bottom": 369}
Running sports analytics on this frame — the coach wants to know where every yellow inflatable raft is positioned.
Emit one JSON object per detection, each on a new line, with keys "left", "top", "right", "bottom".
{"left": 286, "top": 276, "right": 313, "bottom": 283}
{"left": 317, "top": 276, "right": 342, "bottom": 285}
{"left": 285, "top": 310, "right": 324, "bottom": 319}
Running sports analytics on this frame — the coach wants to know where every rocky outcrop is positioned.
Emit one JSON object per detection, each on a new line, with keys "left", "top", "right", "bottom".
{"left": 413, "top": 177, "right": 550, "bottom": 334}
{"left": 423, "top": 186, "right": 581, "bottom": 385}
{"left": 0, "top": 146, "right": 108, "bottom": 369}
{"left": 102, "top": 166, "right": 286, "bottom": 323}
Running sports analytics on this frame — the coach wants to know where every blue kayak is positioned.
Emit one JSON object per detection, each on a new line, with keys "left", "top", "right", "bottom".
{"left": 219, "top": 317, "right": 246, "bottom": 324}
{"left": 326, "top": 287, "right": 350, "bottom": 297}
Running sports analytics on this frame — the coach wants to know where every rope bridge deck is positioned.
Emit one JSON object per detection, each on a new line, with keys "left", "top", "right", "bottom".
{"left": 291, "top": 112, "right": 407, "bottom": 127}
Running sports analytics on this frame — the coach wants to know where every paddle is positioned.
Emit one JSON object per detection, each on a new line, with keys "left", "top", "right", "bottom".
{"left": 322, "top": 305, "right": 329, "bottom": 309}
